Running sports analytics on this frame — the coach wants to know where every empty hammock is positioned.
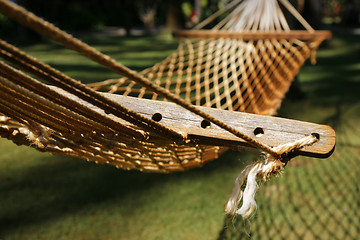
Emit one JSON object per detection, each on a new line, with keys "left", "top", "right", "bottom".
{"left": 0, "top": 0, "right": 335, "bottom": 218}
{"left": 0, "top": 0, "right": 334, "bottom": 173}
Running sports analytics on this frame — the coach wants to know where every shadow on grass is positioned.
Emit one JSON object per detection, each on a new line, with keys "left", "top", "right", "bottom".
{"left": 0, "top": 150, "right": 246, "bottom": 237}
{"left": 0, "top": 156, "right": 158, "bottom": 235}
{"left": 301, "top": 52, "right": 360, "bottom": 105}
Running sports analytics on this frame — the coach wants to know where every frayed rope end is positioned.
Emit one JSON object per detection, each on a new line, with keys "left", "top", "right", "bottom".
{"left": 224, "top": 159, "right": 284, "bottom": 219}
{"left": 224, "top": 134, "right": 318, "bottom": 219}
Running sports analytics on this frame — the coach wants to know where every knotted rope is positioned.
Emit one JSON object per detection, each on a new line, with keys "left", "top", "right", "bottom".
{"left": 225, "top": 134, "right": 319, "bottom": 218}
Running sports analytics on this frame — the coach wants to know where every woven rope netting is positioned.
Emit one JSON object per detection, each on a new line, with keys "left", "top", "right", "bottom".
{"left": 90, "top": 0, "right": 325, "bottom": 115}
{"left": 0, "top": 0, "right": 330, "bottom": 173}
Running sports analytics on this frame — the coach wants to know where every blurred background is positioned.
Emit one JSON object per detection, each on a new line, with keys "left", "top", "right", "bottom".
{"left": 0, "top": 0, "right": 359, "bottom": 239}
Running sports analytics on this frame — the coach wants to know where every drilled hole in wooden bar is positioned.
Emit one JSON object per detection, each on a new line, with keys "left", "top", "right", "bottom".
{"left": 152, "top": 113, "right": 162, "bottom": 122}
{"left": 311, "top": 132, "right": 320, "bottom": 140}
{"left": 254, "top": 127, "right": 264, "bottom": 137}
{"left": 201, "top": 120, "right": 211, "bottom": 129}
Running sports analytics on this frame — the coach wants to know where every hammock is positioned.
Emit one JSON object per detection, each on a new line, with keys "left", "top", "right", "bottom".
{"left": 0, "top": 0, "right": 335, "bottom": 217}
{"left": 0, "top": 0, "right": 334, "bottom": 169}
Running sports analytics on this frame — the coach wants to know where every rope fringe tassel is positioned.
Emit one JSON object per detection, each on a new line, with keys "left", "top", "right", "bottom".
{"left": 225, "top": 134, "right": 318, "bottom": 218}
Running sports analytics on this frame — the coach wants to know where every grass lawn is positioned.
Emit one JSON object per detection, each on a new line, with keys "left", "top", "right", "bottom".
{"left": 0, "top": 30, "right": 359, "bottom": 240}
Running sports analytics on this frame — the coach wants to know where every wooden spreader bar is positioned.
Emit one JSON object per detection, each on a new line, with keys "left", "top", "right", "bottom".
{"left": 173, "top": 30, "right": 332, "bottom": 41}
{"left": 58, "top": 88, "right": 335, "bottom": 158}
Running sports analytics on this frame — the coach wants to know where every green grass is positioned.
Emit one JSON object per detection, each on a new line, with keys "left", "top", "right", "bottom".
{"left": 0, "top": 31, "right": 359, "bottom": 240}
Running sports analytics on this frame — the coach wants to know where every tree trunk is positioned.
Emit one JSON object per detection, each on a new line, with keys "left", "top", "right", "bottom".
{"left": 194, "top": 0, "right": 202, "bottom": 22}
{"left": 166, "top": 0, "right": 185, "bottom": 32}
{"left": 302, "top": 0, "right": 322, "bottom": 29}
{"left": 123, "top": 0, "right": 132, "bottom": 36}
